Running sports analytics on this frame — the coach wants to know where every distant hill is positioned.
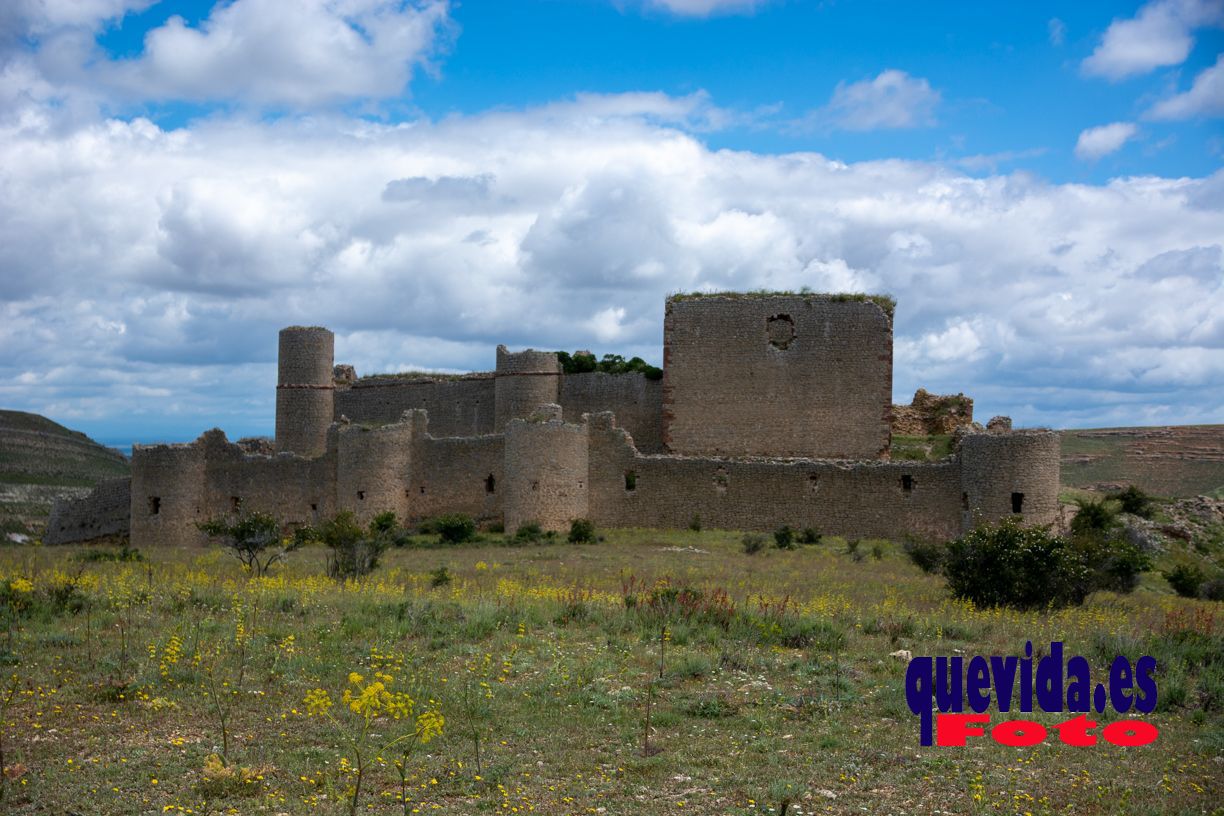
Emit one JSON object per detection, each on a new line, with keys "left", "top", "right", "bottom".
{"left": 0, "top": 410, "right": 129, "bottom": 536}
{"left": 1061, "top": 425, "right": 1224, "bottom": 499}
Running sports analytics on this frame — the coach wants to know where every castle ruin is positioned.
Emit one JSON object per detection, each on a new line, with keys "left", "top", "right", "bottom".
{"left": 51, "top": 292, "right": 1061, "bottom": 547}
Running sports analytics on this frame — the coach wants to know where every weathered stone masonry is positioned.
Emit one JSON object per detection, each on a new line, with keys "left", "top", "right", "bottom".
{"left": 116, "top": 292, "right": 1060, "bottom": 547}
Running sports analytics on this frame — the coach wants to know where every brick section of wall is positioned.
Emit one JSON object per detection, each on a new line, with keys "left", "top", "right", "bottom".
{"left": 560, "top": 372, "right": 664, "bottom": 453}
{"left": 662, "top": 296, "right": 893, "bottom": 459}
{"left": 335, "top": 376, "right": 496, "bottom": 437}
{"left": 44, "top": 477, "right": 131, "bottom": 544}
{"left": 587, "top": 413, "right": 962, "bottom": 540}
{"left": 503, "top": 415, "right": 589, "bottom": 532}
{"left": 276, "top": 327, "right": 334, "bottom": 457}
{"left": 494, "top": 346, "right": 561, "bottom": 429}
{"left": 960, "top": 430, "right": 1061, "bottom": 529}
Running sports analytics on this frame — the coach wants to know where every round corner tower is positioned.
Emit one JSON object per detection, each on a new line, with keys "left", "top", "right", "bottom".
{"left": 959, "top": 430, "right": 1061, "bottom": 531}
{"left": 275, "top": 326, "right": 335, "bottom": 458}
{"left": 494, "top": 345, "right": 561, "bottom": 429}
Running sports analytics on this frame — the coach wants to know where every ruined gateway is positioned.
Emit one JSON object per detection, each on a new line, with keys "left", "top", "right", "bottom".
{"left": 51, "top": 293, "right": 1061, "bottom": 547}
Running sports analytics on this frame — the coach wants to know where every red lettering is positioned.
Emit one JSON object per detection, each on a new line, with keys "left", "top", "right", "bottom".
{"left": 1101, "top": 720, "right": 1159, "bottom": 747}
{"left": 1054, "top": 714, "right": 1098, "bottom": 746}
{"left": 992, "top": 719, "right": 1047, "bottom": 747}
{"left": 936, "top": 713, "right": 991, "bottom": 746}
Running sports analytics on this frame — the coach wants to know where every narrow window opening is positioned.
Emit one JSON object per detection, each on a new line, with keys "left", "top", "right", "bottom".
{"left": 624, "top": 470, "right": 637, "bottom": 492}
{"left": 231, "top": 496, "right": 242, "bottom": 512}
{"left": 357, "top": 490, "right": 366, "bottom": 501}
{"left": 485, "top": 473, "right": 496, "bottom": 494}
{"left": 148, "top": 496, "right": 161, "bottom": 515}
{"left": 310, "top": 503, "right": 318, "bottom": 513}
{"left": 420, "top": 485, "right": 426, "bottom": 495}
{"left": 961, "top": 492, "right": 969, "bottom": 511}
{"left": 901, "top": 475, "right": 914, "bottom": 494}
{"left": 531, "top": 480, "right": 539, "bottom": 492}
{"left": 1011, "top": 492, "right": 1025, "bottom": 513}
{"left": 808, "top": 474, "right": 820, "bottom": 495}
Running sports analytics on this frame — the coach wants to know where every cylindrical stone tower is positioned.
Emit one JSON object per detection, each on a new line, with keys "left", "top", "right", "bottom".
{"left": 275, "top": 326, "right": 335, "bottom": 458}
{"left": 959, "top": 430, "right": 1061, "bottom": 531}
{"left": 494, "top": 345, "right": 561, "bottom": 429}
{"left": 503, "top": 407, "right": 589, "bottom": 532}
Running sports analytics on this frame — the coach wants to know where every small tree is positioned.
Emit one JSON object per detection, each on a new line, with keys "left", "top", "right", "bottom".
{"left": 773, "top": 526, "right": 796, "bottom": 550}
{"left": 1164, "top": 564, "right": 1205, "bottom": 598}
{"left": 314, "top": 511, "right": 391, "bottom": 580}
{"left": 1111, "top": 485, "right": 1155, "bottom": 519}
{"left": 1070, "top": 498, "right": 1118, "bottom": 537}
{"left": 435, "top": 514, "right": 477, "bottom": 545}
{"left": 198, "top": 511, "right": 300, "bottom": 577}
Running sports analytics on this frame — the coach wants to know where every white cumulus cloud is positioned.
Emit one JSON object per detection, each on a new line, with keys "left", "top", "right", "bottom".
{"left": 818, "top": 70, "right": 940, "bottom": 131}
{"left": 643, "top": 0, "right": 765, "bottom": 16}
{"left": 1082, "top": 0, "right": 1224, "bottom": 80}
{"left": 1147, "top": 54, "right": 1224, "bottom": 119}
{"left": 1075, "top": 122, "right": 1138, "bottom": 159}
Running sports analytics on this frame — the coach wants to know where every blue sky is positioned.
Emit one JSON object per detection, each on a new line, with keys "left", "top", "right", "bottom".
{"left": 0, "top": 0, "right": 1222, "bottom": 447}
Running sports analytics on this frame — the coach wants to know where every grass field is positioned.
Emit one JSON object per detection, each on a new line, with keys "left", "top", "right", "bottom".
{"left": 0, "top": 531, "right": 1220, "bottom": 815}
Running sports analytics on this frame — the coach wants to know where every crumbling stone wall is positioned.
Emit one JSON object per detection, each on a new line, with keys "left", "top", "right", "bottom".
{"left": 560, "top": 372, "right": 663, "bottom": 453}
{"left": 335, "top": 420, "right": 415, "bottom": 524}
{"left": 45, "top": 477, "right": 131, "bottom": 544}
{"left": 503, "top": 407, "right": 589, "bottom": 532}
{"left": 662, "top": 295, "right": 893, "bottom": 459}
{"left": 892, "top": 389, "right": 974, "bottom": 436}
{"left": 131, "top": 440, "right": 208, "bottom": 547}
{"left": 335, "top": 375, "right": 497, "bottom": 436}
{"left": 275, "top": 327, "right": 334, "bottom": 457}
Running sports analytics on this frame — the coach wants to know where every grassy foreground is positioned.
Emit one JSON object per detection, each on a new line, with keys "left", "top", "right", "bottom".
{"left": 0, "top": 531, "right": 1220, "bottom": 816}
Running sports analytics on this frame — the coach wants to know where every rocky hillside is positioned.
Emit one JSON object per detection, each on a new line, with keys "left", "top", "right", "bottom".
{"left": 0, "top": 410, "right": 129, "bottom": 538}
{"left": 1061, "top": 425, "right": 1224, "bottom": 498}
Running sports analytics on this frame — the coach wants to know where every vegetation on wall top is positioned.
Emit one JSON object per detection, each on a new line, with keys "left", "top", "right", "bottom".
{"left": 667, "top": 289, "right": 896, "bottom": 318}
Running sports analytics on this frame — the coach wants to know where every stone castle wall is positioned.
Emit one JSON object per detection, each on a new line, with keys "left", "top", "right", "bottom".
{"left": 560, "top": 372, "right": 664, "bottom": 453}
{"left": 276, "top": 327, "right": 334, "bottom": 457}
{"left": 494, "top": 346, "right": 561, "bottom": 429}
{"left": 960, "top": 430, "right": 1061, "bottom": 529}
{"left": 45, "top": 477, "right": 131, "bottom": 544}
{"left": 335, "top": 376, "right": 496, "bottom": 436}
{"left": 662, "top": 296, "right": 893, "bottom": 459}
{"left": 131, "top": 440, "right": 208, "bottom": 547}
{"left": 586, "top": 414, "right": 967, "bottom": 540}
{"left": 503, "top": 407, "right": 589, "bottom": 532}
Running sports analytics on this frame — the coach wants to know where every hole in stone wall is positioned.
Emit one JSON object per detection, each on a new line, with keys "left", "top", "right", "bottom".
{"left": 310, "top": 503, "right": 318, "bottom": 513}
{"left": 808, "top": 474, "right": 820, "bottom": 494}
{"left": 713, "top": 465, "right": 729, "bottom": 495}
{"left": 766, "top": 313, "right": 796, "bottom": 350}
{"left": 624, "top": 470, "right": 637, "bottom": 492}
{"left": 420, "top": 486, "right": 426, "bottom": 495}
{"left": 901, "top": 475, "right": 914, "bottom": 493}
{"left": 357, "top": 491, "right": 366, "bottom": 501}
{"left": 531, "top": 480, "right": 539, "bottom": 492}
{"left": 1011, "top": 492, "right": 1025, "bottom": 513}
{"left": 148, "top": 496, "right": 160, "bottom": 515}
{"left": 231, "top": 496, "right": 242, "bottom": 512}
{"left": 961, "top": 492, "right": 969, "bottom": 510}
{"left": 485, "top": 474, "right": 496, "bottom": 494}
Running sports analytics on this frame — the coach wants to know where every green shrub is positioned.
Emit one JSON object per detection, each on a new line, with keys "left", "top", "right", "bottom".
{"left": 1164, "top": 564, "right": 1205, "bottom": 598}
{"left": 430, "top": 566, "right": 452, "bottom": 588}
{"left": 76, "top": 545, "right": 144, "bottom": 563}
{"left": 1111, "top": 485, "right": 1155, "bottom": 519}
{"left": 1070, "top": 498, "right": 1118, "bottom": 537}
{"left": 513, "top": 522, "right": 544, "bottom": 544}
{"left": 568, "top": 518, "right": 596, "bottom": 544}
{"left": 316, "top": 511, "right": 389, "bottom": 580}
{"left": 742, "top": 533, "right": 766, "bottom": 555}
{"left": 903, "top": 536, "right": 946, "bottom": 574}
{"left": 1200, "top": 577, "right": 1224, "bottom": 602}
{"left": 688, "top": 514, "right": 702, "bottom": 532}
{"left": 799, "top": 527, "right": 821, "bottom": 545}
{"left": 870, "top": 542, "right": 885, "bottom": 560}
{"left": 946, "top": 518, "right": 1077, "bottom": 609}
{"left": 774, "top": 526, "right": 796, "bottom": 550}
{"left": 435, "top": 514, "right": 477, "bottom": 544}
